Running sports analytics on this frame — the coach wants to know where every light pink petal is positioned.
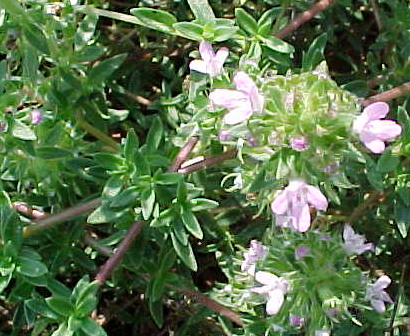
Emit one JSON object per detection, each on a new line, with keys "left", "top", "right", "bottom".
{"left": 306, "top": 185, "right": 328, "bottom": 210}
{"left": 363, "top": 102, "right": 390, "bottom": 120}
{"left": 209, "top": 89, "right": 249, "bottom": 109}
{"left": 371, "top": 298, "right": 386, "bottom": 313}
{"left": 366, "top": 120, "right": 402, "bottom": 140}
{"left": 233, "top": 71, "right": 257, "bottom": 96}
{"left": 215, "top": 47, "right": 229, "bottom": 67}
{"left": 255, "top": 271, "right": 278, "bottom": 285}
{"left": 199, "top": 41, "right": 214, "bottom": 63}
{"left": 343, "top": 224, "right": 355, "bottom": 241}
{"left": 270, "top": 190, "right": 289, "bottom": 215}
{"left": 293, "top": 203, "right": 311, "bottom": 232}
{"left": 374, "top": 275, "right": 391, "bottom": 289}
{"left": 360, "top": 133, "right": 386, "bottom": 153}
{"left": 250, "top": 91, "right": 264, "bottom": 112}
{"left": 353, "top": 114, "right": 370, "bottom": 134}
{"left": 251, "top": 285, "right": 271, "bottom": 294}
{"left": 223, "top": 105, "right": 253, "bottom": 124}
{"left": 189, "top": 60, "right": 208, "bottom": 74}
{"left": 275, "top": 215, "right": 290, "bottom": 228}
{"left": 266, "top": 289, "right": 284, "bottom": 315}
{"left": 287, "top": 180, "right": 306, "bottom": 192}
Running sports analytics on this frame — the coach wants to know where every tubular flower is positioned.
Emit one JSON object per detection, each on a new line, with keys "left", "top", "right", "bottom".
{"left": 342, "top": 224, "right": 374, "bottom": 255}
{"left": 352, "top": 102, "right": 401, "bottom": 153}
{"left": 251, "top": 271, "right": 289, "bottom": 315}
{"left": 241, "top": 240, "right": 266, "bottom": 275}
{"left": 290, "top": 136, "right": 308, "bottom": 151}
{"left": 366, "top": 275, "right": 393, "bottom": 313}
{"left": 209, "top": 71, "right": 264, "bottom": 125}
{"left": 270, "top": 180, "right": 328, "bottom": 232}
{"left": 189, "top": 41, "right": 228, "bottom": 77}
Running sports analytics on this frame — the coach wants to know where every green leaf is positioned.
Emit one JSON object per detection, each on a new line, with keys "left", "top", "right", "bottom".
{"left": 151, "top": 274, "right": 166, "bottom": 303}
{"left": 177, "top": 180, "right": 187, "bottom": 202}
{"left": 36, "top": 147, "right": 72, "bottom": 159}
{"left": 366, "top": 160, "right": 384, "bottom": 191}
{"left": 45, "top": 297, "right": 74, "bottom": 317}
{"left": 102, "top": 175, "right": 123, "bottom": 199}
{"left": 302, "top": 33, "right": 327, "bottom": 71}
{"left": 22, "top": 23, "right": 50, "bottom": 55}
{"left": 134, "top": 151, "right": 151, "bottom": 176}
{"left": 149, "top": 297, "right": 163, "bottom": 327}
{"left": 93, "top": 153, "right": 124, "bottom": 170}
{"left": 146, "top": 116, "right": 163, "bottom": 152}
{"left": 171, "top": 232, "right": 197, "bottom": 271}
{"left": 173, "top": 22, "right": 203, "bottom": 41}
{"left": 80, "top": 318, "right": 108, "bottom": 336}
{"left": 16, "top": 257, "right": 47, "bottom": 277}
{"left": 235, "top": 8, "right": 258, "bottom": 35}
{"left": 25, "top": 299, "right": 61, "bottom": 319}
{"left": 261, "top": 36, "right": 294, "bottom": 54}
{"left": 74, "top": 14, "right": 99, "bottom": 48}
{"left": 394, "top": 199, "right": 409, "bottom": 238}
{"left": 0, "top": 206, "right": 22, "bottom": 257}
{"left": 173, "top": 219, "right": 188, "bottom": 246}
{"left": 110, "top": 186, "right": 139, "bottom": 207}
{"left": 88, "top": 53, "right": 127, "bottom": 85}
{"left": 87, "top": 202, "right": 128, "bottom": 224}
{"left": 124, "top": 129, "right": 139, "bottom": 162}
{"left": 398, "top": 106, "right": 410, "bottom": 142}
{"left": 190, "top": 198, "right": 218, "bottom": 211}
{"left": 155, "top": 172, "right": 181, "bottom": 185}
{"left": 130, "top": 8, "right": 177, "bottom": 34}
{"left": 51, "top": 322, "right": 73, "bottom": 336}
{"left": 187, "top": 0, "right": 215, "bottom": 24}
{"left": 141, "top": 188, "right": 155, "bottom": 220}
{"left": 0, "top": 0, "right": 25, "bottom": 15}
{"left": 377, "top": 149, "right": 399, "bottom": 173}
{"left": 12, "top": 120, "right": 36, "bottom": 140}
{"left": 75, "top": 294, "right": 98, "bottom": 317}
{"left": 213, "top": 26, "right": 239, "bottom": 42}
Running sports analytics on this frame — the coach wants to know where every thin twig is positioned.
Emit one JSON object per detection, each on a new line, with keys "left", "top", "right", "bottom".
{"left": 84, "top": 235, "right": 114, "bottom": 257}
{"left": 275, "top": 0, "right": 340, "bottom": 39}
{"left": 12, "top": 202, "right": 46, "bottom": 219}
{"left": 369, "top": 0, "right": 382, "bottom": 31}
{"left": 95, "top": 221, "right": 144, "bottom": 286}
{"left": 362, "top": 81, "right": 410, "bottom": 107}
{"left": 22, "top": 198, "right": 102, "bottom": 238}
{"left": 346, "top": 191, "right": 384, "bottom": 225}
{"left": 178, "top": 149, "right": 238, "bottom": 175}
{"left": 123, "top": 89, "right": 152, "bottom": 106}
{"left": 168, "top": 136, "right": 199, "bottom": 173}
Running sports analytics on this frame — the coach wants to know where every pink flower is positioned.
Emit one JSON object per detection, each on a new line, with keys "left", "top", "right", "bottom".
{"left": 271, "top": 180, "right": 328, "bottom": 232}
{"left": 209, "top": 71, "right": 264, "bottom": 125}
{"left": 289, "top": 315, "right": 305, "bottom": 326}
{"left": 295, "top": 245, "right": 310, "bottom": 260}
{"left": 189, "top": 41, "right": 228, "bottom": 77}
{"left": 342, "top": 224, "right": 374, "bottom": 255}
{"left": 290, "top": 136, "right": 308, "bottom": 151}
{"left": 241, "top": 240, "right": 266, "bottom": 275}
{"left": 353, "top": 102, "right": 401, "bottom": 153}
{"left": 366, "top": 275, "right": 393, "bottom": 313}
{"left": 30, "top": 109, "right": 43, "bottom": 125}
{"left": 251, "top": 271, "right": 289, "bottom": 315}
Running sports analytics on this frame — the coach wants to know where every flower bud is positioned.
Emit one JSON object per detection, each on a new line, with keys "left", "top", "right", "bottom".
{"left": 290, "top": 136, "right": 308, "bottom": 151}
{"left": 30, "top": 109, "right": 43, "bottom": 125}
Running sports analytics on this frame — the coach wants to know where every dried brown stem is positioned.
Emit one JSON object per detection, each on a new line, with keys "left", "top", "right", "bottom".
{"left": 22, "top": 198, "right": 102, "bottom": 238}
{"left": 362, "top": 81, "right": 410, "bottom": 107}
{"left": 178, "top": 149, "right": 238, "bottom": 175}
{"left": 346, "top": 191, "right": 384, "bottom": 225}
{"left": 275, "top": 0, "right": 340, "bottom": 39}
{"left": 168, "top": 136, "right": 200, "bottom": 173}
{"left": 12, "top": 202, "right": 46, "bottom": 219}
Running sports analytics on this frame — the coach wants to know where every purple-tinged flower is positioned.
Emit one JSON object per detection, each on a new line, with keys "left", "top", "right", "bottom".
{"left": 30, "top": 109, "right": 43, "bottom": 125}
{"left": 251, "top": 271, "right": 289, "bottom": 315}
{"left": 366, "top": 275, "right": 393, "bottom": 313}
{"left": 209, "top": 71, "right": 264, "bottom": 125}
{"left": 241, "top": 240, "right": 266, "bottom": 275}
{"left": 315, "top": 330, "right": 330, "bottom": 336}
{"left": 342, "top": 224, "right": 374, "bottom": 256}
{"left": 353, "top": 102, "right": 401, "bottom": 154}
{"left": 270, "top": 180, "right": 328, "bottom": 232}
{"left": 289, "top": 314, "right": 305, "bottom": 327}
{"left": 290, "top": 136, "right": 308, "bottom": 151}
{"left": 218, "top": 130, "right": 231, "bottom": 141}
{"left": 295, "top": 245, "right": 310, "bottom": 260}
{"left": 189, "top": 41, "right": 228, "bottom": 77}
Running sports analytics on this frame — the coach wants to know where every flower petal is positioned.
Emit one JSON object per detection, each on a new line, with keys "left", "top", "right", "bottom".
{"left": 306, "top": 185, "right": 328, "bottom": 210}
{"left": 352, "top": 114, "right": 370, "bottom": 134}
{"left": 363, "top": 102, "right": 389, "bottom": 120}
{"left": 265, "top": 289, "right": 284, "bottom": 315}
{"left": 360, "top": 132, "right": 386, "bottom": 153}
{"left": 209, "top": 89, "right": 249, "bottom": 110}
{"left": 215, "top": 47, "right": 229, "bottom": 67}
{"left": 189, "top": 60, "right": 208, "bottom": 74}
{"left": 271, "top": 190, "right": 289, "bottom": 215}
{"left": 233, "top": 71, "right": 257, "bottom": 96}
{"left": 223, "top": 105, "right": 253, "bottom": 124}
{"left": 343, "top": 224, "right": 355, "bottom": 241}
{"left": 371, "top": 298, "right": 386, "bottom": 313}
{"left": 366, "top": 120, "right": 402, "bottom": 140}
{"left": 374, "top": 275, "right": 391, "bottom": 290}
{"left": 255, "top": 271, "right": 279, "bottom": 285}
{"left": 293, "top": 203, "right": 311, "bottom": 232}
{"left": 199, "top": 41, "right": 215, "bottom": 63}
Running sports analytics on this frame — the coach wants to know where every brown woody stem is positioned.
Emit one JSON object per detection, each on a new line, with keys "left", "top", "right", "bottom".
{"left": 275, "top": 0, "right": 340, "bottom": 39}
{"left": 168, "top": 136, "right": 199, "bottom": 173}
{"left": 362, "top": 81, "right": 410, "bottom": 107}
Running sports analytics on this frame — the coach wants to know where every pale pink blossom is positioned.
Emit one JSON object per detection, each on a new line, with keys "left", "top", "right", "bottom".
{"left": 189, "top": 41, "right": 228, "bottom": 77}
{"left": 315, "top": 330, "right": 330, "bottom": 336}
{"left": 353, "top": 102, "right": 401, "bottom": 153}
{"left": 342, "top": 224, "right": 374, "bottom": 255}
{"left": 366, "top": 275, "right": 393, "bottom": 313}
{"left": 290, "top": 136, "right": 308, "bottom": 151}
{"left": 295, "top": 245, "right": 310, "bottom": 260}
{"left": 209, "top": 71, "right": 264, "bottom": 125}
{"left": 241, "top": 240, "right": 266, "bottom": 275}
{"left": 289, "top": 314, "right": 304, "bottom": 326}
{"left": 30, "top": 109, "right": 43, "bottom": 125}
{"left": 251, "top": 271, "right": 289, "bottom": 315}
{"left": 271, "top": 180, "right": 328, "bottom": 232}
